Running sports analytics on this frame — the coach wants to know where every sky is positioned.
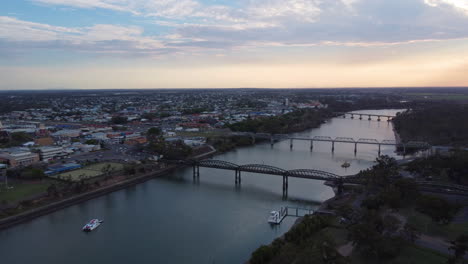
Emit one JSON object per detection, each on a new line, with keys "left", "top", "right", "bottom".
{"left": 1, "top": 0, "right": 468, "bottom": 89}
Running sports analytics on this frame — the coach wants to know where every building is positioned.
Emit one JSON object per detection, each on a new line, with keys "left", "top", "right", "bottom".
{"left": 45, "top": 163, "right": 82, "bottom": 176}
{"left": 38, "top": 146, "right": 68, "bottom": 162}
{"left": 0, "top": 149, "right": 40, "bottom": 168}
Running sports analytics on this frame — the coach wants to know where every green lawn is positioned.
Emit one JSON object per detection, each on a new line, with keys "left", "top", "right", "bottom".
{"left": 49, "top": 162, "right": 124, "bottom": 182}
{"left": 86, "top": 162, "right": 123, "bottom": 172}
{"left": 394, "top": 244, "right": 451, "bottom": 264}
{"left": 323, "top": 226, "right": 349, "bottom": 246}
{"left": 0, "top": 182, "right": 51, "bottom": 203}
{"left": 350, "top": 243, "right": 454, "bottom": 264}
{"left": 404, "top": 209, "right": 468, "bottom": 240}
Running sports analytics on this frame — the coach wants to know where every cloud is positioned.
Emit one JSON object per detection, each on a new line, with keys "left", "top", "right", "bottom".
{"left": 246, "top": 0, "right": 321, "bottom": 22}
{"left": 424, "top": 0, "right": 468, "bottom": 15}
{"left": 32, "top": 0, "right": 202, "bottom": 18}
{"left": 32, "top": 0, "right": 134, "bottom": 13}
{"left": 0, "top": 16, "right": 172, "bottom": 55}
{"left": 1, "top": 0, "right": 465, "bottom": 56}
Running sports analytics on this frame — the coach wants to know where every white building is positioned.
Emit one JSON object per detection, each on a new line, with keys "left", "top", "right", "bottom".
{"left": 38, "top": 146, "right": 68, "bottom": 161}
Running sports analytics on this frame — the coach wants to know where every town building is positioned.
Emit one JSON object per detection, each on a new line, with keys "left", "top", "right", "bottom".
{"left": 38, "top": 146, "right": 68, "bottom": 162}
{"left": 0, "top": 149, "right": 40, "bottom": 168}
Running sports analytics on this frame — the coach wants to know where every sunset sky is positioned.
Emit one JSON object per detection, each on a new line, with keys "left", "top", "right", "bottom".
{"left": 1, "top": 0, "right": 468, "bottom": 89}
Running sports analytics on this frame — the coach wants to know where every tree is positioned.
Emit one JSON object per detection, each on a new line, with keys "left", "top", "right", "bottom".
{"left": 400, "top": 223, "right": 420, "bottom": 243}
{"left": 111, "top": 116, "right": 128, "bottom": 124}
{"left": 147, "top": 127, "right": 162, "bottom": 141}
{"left": 47, "top": 184, "right": 59, "bottom": 197}
{"left": 85, "top": 139, "right": 99, "bottom": 145}
{"left": 416, "top": 195, "right": 459, "bottom": 224}
{"left": 448, "top": 235, "right": 468, "bottom": 264}
{"left": 21, "top": 168, "right": 46, "bottom": 180}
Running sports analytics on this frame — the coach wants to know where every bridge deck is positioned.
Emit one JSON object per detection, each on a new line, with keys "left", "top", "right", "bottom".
{"left": 181, "top": 159, "right": 468, "bottom": 196}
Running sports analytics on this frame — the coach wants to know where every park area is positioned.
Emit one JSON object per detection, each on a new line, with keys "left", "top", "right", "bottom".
{"left": 0, "top": 181, "right": 50, "bottom": 204}
{"left": 49, "top": 162, "right": 124, "bottom": 182}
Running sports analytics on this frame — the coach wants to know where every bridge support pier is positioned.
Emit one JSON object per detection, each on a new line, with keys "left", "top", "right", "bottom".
{"left": 331, "top": 141, "right": 335, "bottom": 152}
{"left": 282, "top": 176, "right": 288, "bottom": 192}
{"left": 270, "top": 136, "right": 274, "bottom": 147}
{"left": 193, "top": 165, "right": 200, "bottom": 179}
{"left": 235, "top": 170, "right": 241, "bottom": 184}
{"left": 359, "top": 114, "right": 362, "bottom": 120}
{"left": 368, "top": 115, "right": 371, "bottom": 121}
{"left": 378, "top": 144, "right": 381, "bottom": 156}
{"left": 351, "top": 114, "right": 354, "bottom": 119}
{"left": 354, "top": 143, "right": 357, "bottom": 155}
{"left": 290, "top": 138, "right": 293, "bottom": 149}
{"left": 251, "top": 136, "right": 256, "bottom": 144}
{"left": 377, "top": 116, "right": 381, "bottom": 121}
{"left": 387, "top": 117, "right": 391, "bottom": 122}
{"left": 310, "top": 140, "right": 314, "bottom": 151}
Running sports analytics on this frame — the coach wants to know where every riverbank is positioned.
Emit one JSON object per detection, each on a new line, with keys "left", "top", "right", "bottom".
{"left": 0, "top": 146, "right": 218, "bottom": 231}
{"left": 0, "top": 165, "right": 178, "bottom": 230}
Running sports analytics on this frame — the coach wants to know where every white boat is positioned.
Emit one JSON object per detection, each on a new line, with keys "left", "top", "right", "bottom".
{"left": 268, "top": 209, "right": 286, "bottom": 224}
{"left": 268, "top": 211, "right": 280, "bottom": 224}
{"left": 82, "top": 219, "right": 103, "bottom": 232}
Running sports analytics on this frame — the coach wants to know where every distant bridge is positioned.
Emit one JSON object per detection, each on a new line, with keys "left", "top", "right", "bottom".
{"left": 171, "top": 159, "right": 468, "bottom": 197}
{"left": 230, "top": 132, "right": 430, "bottom": 155}
{"left": 335, "top": 112, "right": 399, "bottom": 121}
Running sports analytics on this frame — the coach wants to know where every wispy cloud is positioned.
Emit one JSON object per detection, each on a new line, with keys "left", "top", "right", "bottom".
{"left": 0, "top": 0, "right": 463, "bottom": 56}
{"left": 424, "top": 0, "right": 468, "bottom": 15}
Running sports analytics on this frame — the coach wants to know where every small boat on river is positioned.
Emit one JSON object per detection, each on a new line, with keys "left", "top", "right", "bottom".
{"left": 82, "top": 219, "right": 103, "bottom": 232}
{"left": 268, "top": 208, "right": 286, "bottom": 224}
{"left": 341, "top": 162, "right": 351, "bottom": 168}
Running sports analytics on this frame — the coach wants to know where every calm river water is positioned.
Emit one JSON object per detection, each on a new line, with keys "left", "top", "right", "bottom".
{"left": 0, "top": 109, "right": 405, "bottom": 264}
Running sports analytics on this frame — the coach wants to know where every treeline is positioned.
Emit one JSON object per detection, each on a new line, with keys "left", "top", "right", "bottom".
{"left": 207, "top": 135, "right": 256, "bottom": 153}
{"left": 250, "top": 215, "right": 346, "bottom": 264}
{"left": 393, "top": 105, "right": 468, "bottom": 145}
{"left": 406, "top": 150, "right": 468, "bottom": 185}
{"left": 0, "top": 132, "right": 33, "bottom": 148}
{"left": 227, "top": 109, "right": 333, "bottom": 134}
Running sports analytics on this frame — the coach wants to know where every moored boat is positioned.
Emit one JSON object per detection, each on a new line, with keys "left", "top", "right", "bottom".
{"left": 82, "top": 219, "right": 103, "bottom": 232}
{"left": 268, "top": 211, "right": 280, "bottom": 224}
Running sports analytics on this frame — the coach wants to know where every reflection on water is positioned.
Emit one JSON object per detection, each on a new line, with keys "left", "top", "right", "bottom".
{"left": 0, "top": 109, "right": 408, "bottom": 264}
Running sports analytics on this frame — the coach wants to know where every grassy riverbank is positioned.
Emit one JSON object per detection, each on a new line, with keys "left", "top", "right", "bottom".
{"left": 248, "top": 156, "right": 468, "bottom": 264}
{"left": 0, "top": 181, "right": 50, "bottom": 204}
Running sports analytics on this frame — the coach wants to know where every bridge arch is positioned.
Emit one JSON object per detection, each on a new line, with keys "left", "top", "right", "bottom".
{"left": 197, "top": 159, "right": 239, "bottom": 170}
{"left": 239, "top": 164, "right": 286, "bottom": 175}
{"left": 286, "top": 169, "right": 339, "bottom": 180}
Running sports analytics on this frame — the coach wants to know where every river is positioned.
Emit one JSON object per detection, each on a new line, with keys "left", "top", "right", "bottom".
{"left": 0, "top": 109, "right": 405, "bottom": 264}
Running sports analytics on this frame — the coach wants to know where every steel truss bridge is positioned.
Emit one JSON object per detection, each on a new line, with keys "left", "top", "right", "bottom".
{"left": 335, "top": 112, "right": 398, "bottom": 121}
{"left": 176, "top": 159, "right": 468, "bottom": 197}
{"left": 231, "top": 132, "right": 430, "bottom": 155}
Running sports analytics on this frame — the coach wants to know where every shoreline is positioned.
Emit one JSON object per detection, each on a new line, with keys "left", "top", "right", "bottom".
{"left": 0, "top": 165, "right": 179, "bottom": 231}
{"left": 0, "top": 146, "right": 218, "bottom": 231}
